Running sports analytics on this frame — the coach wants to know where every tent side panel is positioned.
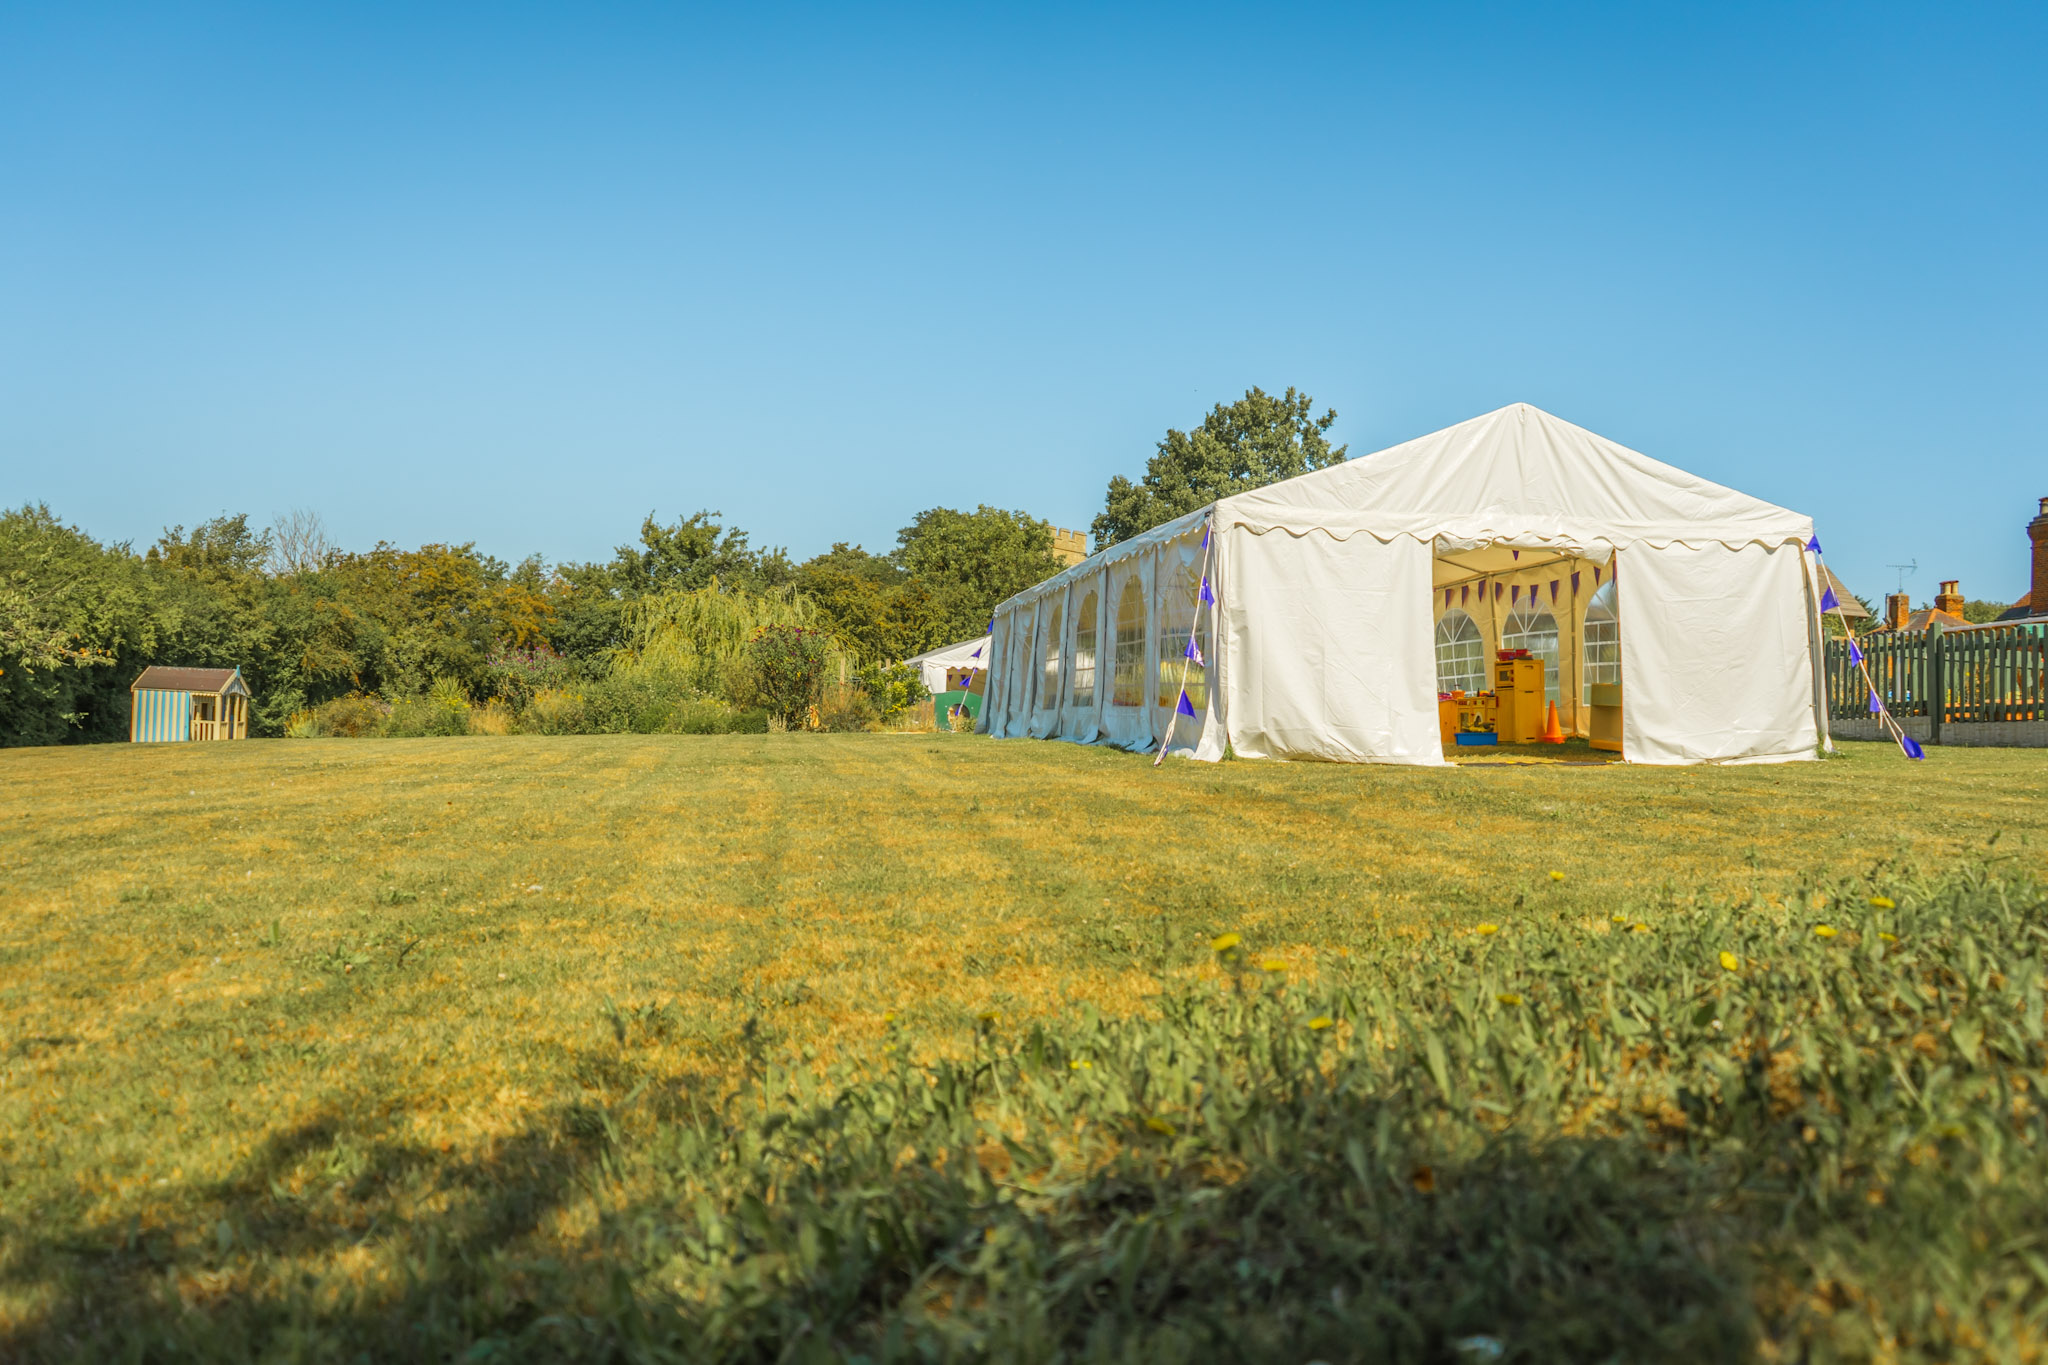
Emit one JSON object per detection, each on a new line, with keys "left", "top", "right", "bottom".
{"left": 1221, "top": 528, "right": 1447, "bottom": 766}
{"left": 1618, "top": 541, "right": 1819, "bottom": 764}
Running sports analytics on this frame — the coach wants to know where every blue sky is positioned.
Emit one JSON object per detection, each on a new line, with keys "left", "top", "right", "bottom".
{"left": 3, "top": 3, "right": 2043, "bottom": 604}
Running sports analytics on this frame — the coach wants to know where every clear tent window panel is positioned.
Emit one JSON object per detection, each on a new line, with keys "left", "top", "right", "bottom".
{"left": 1501, "top": 605, "right": 1562, "bottom": 705}
{"left": 1434, "top": 609, "right": 1486, "bottom": 694}
{"left": 1582, "top": 580, "right": 1620, "bottom": 700}
{"left": 1040, "top": 602, "right": 1063, "bottom": 710}
{"left": 1155, "top": 553, "right": 1210, "bottom": 710}
{"left": 1072, "top": 591, "right": 1098, "bottom": 709}
{"left": 1112, "top": 578, "right": 1146, "bottom": 707}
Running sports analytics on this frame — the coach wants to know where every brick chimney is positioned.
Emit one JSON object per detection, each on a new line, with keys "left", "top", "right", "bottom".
{"left": 1886, "top": 592, "right": 1910, "bottom": 632}
{"left": 1934, "top": 580, "right": 1964, "bottom": 617}
{"left": 2031, "top": 496, "right": 2048, "bottom": 617}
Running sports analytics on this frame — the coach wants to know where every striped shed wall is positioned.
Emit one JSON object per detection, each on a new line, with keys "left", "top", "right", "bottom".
{"left": 132, "top": 688, "right": 196, "bottom": 743}
{"left": 128, "top": 666, "right": 252, "bottom": 742}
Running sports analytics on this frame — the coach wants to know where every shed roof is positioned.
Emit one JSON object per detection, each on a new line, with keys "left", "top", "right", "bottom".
{"left": 1819, "top": 566, "right": 1871, "bottom": 618}
{"left": 132, "top": 666, "right": 249, "bottom": 695}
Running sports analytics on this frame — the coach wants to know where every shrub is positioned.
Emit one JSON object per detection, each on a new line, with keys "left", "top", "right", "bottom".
{"left": 667, "top": 698, "right": 770, "bottom": 734}
{"left": 817, "top": 686, "right": 879, "bottom": 732}
{"left": 521, "top": 687, "right": 588, "bottom": 735}
{"left": 484, "top": 641, "right": 578, "bottom": 703}
{"left": 287, "top": 693, "right": 388, "bottom": 738}
{"left": 858, "top": 661, "right": 928, "bottom": 723}
{"left": 469, "top": 698, "right": 517, "bottom": 735}
{"left": 749, "top": 625, "right": 829, "bottom": 729}
{"left": 384, "top": 678, "right": 471, "bottom": 737}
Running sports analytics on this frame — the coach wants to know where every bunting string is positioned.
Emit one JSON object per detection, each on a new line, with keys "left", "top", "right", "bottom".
{"left": 1155, "top": 516, "right": 1218, "bottom": 767}
{"left": 1809, "top": 536, "right": 1923, "bottom": 760}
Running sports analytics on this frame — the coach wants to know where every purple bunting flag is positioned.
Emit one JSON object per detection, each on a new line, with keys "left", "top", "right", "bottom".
{"left": 1571, "top": 571, "right": 1581, "bottom": 593}
{"left": 1512, "top": 584, "right": 1521, "bottom": 605}
{"left": 1549, "top": 579, "right": 1560, "bottom": 604}
{"left": 1201, "top": 524, "right": 1211, "bottom": 551}
{"left": 970, "top": 645, "right": 982, "bottom": 660}
{"left": 1819, "top": 586, "right": 1840, "bottom": 612}
{"left": 1446, "top": 587, "right": 1454, "bottom": 609}
{"left": 1901, "top": 734, "right": 1926, "bottom": 760}
{"left": 1461, "top": 584, "right": 1470, "bottom": 605}
{"left": 1806, "top": 536, "right": 1822, "bottom": 555}
{"left": 1175, "top": 690, "right": 1197, "bottom": 719}
{"left": 1200, "top": 577, "right": 1214, "bottom": 605}
{"left": 1184, "top": 639, "right": 1204, "bottom": 665}
{"left": 1849, "top": 642, "right": 1864, "bottom": 666}
{"left": 1593, "top": 566, "right": 1602, "bottom": 588}
{"left": 1494, "top": 582, "right": 1504, "bottom": 602}
{"left": 1868, "top": 690, "right": 1882, "bottom": 714}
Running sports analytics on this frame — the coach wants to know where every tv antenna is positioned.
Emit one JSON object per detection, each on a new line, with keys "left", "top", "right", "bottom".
{"left": 1885, "top": 559, "right": 1917, "bottom": 592}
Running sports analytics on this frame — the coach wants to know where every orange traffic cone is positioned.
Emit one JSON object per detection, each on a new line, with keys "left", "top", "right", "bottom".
{"left": 1539, "top": 700, "right": 1565, "bottom": 744}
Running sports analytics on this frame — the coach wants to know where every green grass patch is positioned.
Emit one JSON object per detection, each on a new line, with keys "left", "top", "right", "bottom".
{"left": 2, "top": 736, "right": 2046, "bottom": 1359}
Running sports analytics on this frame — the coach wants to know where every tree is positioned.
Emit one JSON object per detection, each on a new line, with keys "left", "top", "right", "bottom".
{"left": 1092, "top": 386, "right": 1347, "bottom": 548}
{"left": 609, "top": 511, "right": 794, "bottom": 598}
{"left": 892, "top": 506, "right": 1063, "bottom": 645}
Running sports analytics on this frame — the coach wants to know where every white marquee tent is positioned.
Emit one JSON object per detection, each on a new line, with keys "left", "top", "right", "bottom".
{"left": 902, "top": 635, "right": 991, "bottom": 695}
{"left": 982, "top": 403, "right": 1831, "bottom": 766}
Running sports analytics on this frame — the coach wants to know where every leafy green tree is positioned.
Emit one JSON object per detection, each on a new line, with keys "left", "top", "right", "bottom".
{"left": 1093, "top": 386, "right": 1347, "bottom": 548}
{"left": 892, "top": 506, "right": 1063, "bottom": 646}
{"left": 609, "top": 512, "right": 794, "bottom": 597}
{"left": 0, "top": 505, "right": 157, "bottom": 745}
{"left": 749, "top": 625, "right": 830, "bottom": 728}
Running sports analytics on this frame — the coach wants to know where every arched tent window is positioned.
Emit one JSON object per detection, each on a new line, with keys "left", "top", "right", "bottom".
{"left": 1434, "top": 609, "right": 1485, "bottom": 694}
{"left": 1582, "top": 581, "right": 1620, "bottom": 700}
{"left": 1501, "top": 605, "right": 1561, "bottom": 706}
{"left": 1112, "top": 577, "right": 1146, "bottom": 707}
{"left": 1156, "top": 558, "right": 1211, "bottom": 710}
{"left": 1040, "top": 601, "right": 1063, "bottom": 710}
{"left": 1072, "top": 590, "right": 1098, "bottom": 708}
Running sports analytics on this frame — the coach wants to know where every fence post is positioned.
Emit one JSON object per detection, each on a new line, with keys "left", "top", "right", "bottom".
{"left": 1927, "top": 627, "right": 1943, "bottom": 745}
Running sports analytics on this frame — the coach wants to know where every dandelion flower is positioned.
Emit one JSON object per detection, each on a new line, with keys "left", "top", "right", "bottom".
{"left": 1630, "top": 922, "right": 1649, "bottom": 934}
{"left": 1549, "top": 870, "right": 1565, "bottom": 882}
{"left": 977, "top": 1010, "right": 1000, "bottom": 1024}
{"left": 1476, "top": 923, "right": 1500, "bottom": 936}
{"left": 1718, "top": 951, "right": 1740, "bottom": 972}
{"left": 1210, "top": 933, "right": 1242, "bottom": 953}
{"left": 1495, "top": 993, "right": 1522, "bottom": 1006}
{"left": 1611, "top": 915, "right": 1630, "bottom": 924}
{"left": 1870, "top": 895, "right": 1895, "bottom": 910}
{"left": 1260, "top": 958, "right": 1287, "bottom": 973}
{"left": 1144, "top": 1116, "right": 1176, "bottom": 1136}
{"left": 1878, "top": 931, "right": 1897, "bottom": 943}
{"left": 1307, "top": 1015, "right": 1334, "bottom": 1030}
{"left": 1813, "top": 925, "right": 1838, "bottom": 939}
{"left": 882, "top": 1011, "right": 896, "bottom": 1023}
{"left": 1068, "top": 1058, "right": 1091, "bottom": 1070}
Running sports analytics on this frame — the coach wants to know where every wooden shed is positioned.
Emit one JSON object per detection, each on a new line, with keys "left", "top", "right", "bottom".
{"left": 130, "top": 666, "right": 253, "bottom": 743}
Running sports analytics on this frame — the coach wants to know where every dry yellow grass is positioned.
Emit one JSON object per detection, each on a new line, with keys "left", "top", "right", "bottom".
{"left": 1, "top": 732, "right": 2044, "bottom": 1343}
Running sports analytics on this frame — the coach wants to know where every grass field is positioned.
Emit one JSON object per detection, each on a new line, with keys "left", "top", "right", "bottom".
{"left": 4, "top": 734, "right": 2046, "bottom": 1360}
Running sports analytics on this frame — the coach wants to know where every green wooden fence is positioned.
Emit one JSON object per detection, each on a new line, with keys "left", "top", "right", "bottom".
{"left": 1824, "top": 622, "right": 2047, "bottom": 731}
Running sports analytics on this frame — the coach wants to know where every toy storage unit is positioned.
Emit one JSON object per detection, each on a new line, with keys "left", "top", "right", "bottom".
{"left": 1493, "top": 655, "right": 1544, "bottom": 743}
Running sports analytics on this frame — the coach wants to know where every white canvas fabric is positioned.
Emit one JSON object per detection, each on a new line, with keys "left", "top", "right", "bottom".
{"left": 1219, "top": 524, "right": 1447, "bottom": 764}
{"left": 1615, "top": 543, "right": 1820, "bottom": 764}
{"left": 985, "top": 403, "right": 1823, "bottom": 767}
{"left": 901, "top": 635, "right": 991, "bottom": 694}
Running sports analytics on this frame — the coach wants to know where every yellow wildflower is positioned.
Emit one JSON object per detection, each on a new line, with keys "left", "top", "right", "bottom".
{"left": 882, "top": 1010, "right": 896, "bottom": 1023}
{"left": 1630, "top": 922, "right": 1649, "bottom": 933}
{"left": 1718, "top": 951, "right": 1740, "bottom": 972}
{"left": 1549, "top": 870, "right": 1565, "bottom": 882}
{"left": 1307, "top": 1015, "right": 1334, "bottom": 1030}
{"left": 1476, "top": 923, "right": 1500, "bottom": 936}
{"left": 1068, "top": 1059, "right": 1091, "bottom": 1071}
{"left": 1813, "top": 925, "right": 1838, "bottom": 939}
{"left": 1496, "top": 993, "right": 1523, "bottom": 1006}
{"left": 1210, "top": 933, "right": 1241, "bottom": 953}
{"left": 1259, "top": 958, "right": 1287, "bottom": 973}
{"left": 1144, "top": 1116, "right": 1176, "bottom": 1136}
{"left": 1870, "top": 895, "right": 1895, "bottom": 910}
{"left": 1878, "top": 931, "right": 1897, "bottom": 943}
{"left": 977, "top": 1010, "right": 1000, "bottom": 1024}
